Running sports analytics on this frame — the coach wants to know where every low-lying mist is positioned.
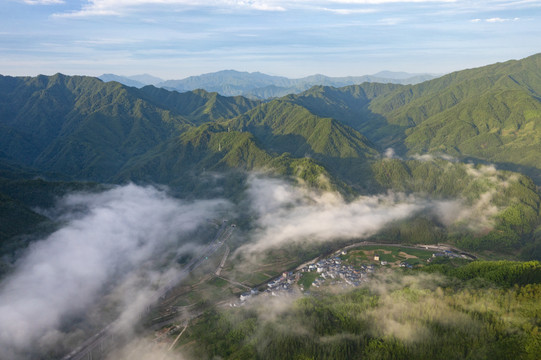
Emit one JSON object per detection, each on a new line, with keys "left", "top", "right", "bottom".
{"left": 182, "top": 269, "right": 540, "bottom": 360}
{"left": 0, "top": 171, "right": 515, "bottom": 359}
{"left": 238, "top": 175, "right": 493, "bottom": 255}
{"left": 0, "top": 184, "right": 229, "bottom": 359}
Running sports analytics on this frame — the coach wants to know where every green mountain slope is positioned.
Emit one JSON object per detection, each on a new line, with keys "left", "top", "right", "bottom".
{"left": 0, "top": 172, "right": 105, "bottom": 272}
{"left": 183, "top": 268, "right": 541, "bottom": 360}
{"left": 274, "top": 54, "right": 541, "bottom": 182}
{"left": 368, "top": 53, "right": 541, "bottom": 181}
{"left": 0, "top": 74, "right": 259, "bottom": 181}
{"left": 372, "top": 157, "right": 541, "bottom": 253}
{"left": 285, "top": 83, "right": 405, "bottom": 148}
{"left": 2, "top": 60, "right": 541, "bottom": 257}
{"left": 226, "top": 100, "right": 379, "bottom": 185}
{"left": 115, "top": 123, "right": 343, "bottom": 195}
{"left": 138, "top": 86, "right": 260, "bottom": 124}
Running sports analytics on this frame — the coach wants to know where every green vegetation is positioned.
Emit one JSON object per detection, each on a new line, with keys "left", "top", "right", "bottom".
{"left": 422, "top": 260, "right": 541, "bottom": 287}
{"left": 227, "top": 99, "right": 379, "bottom": 185}
{"left": 178, "top": 262, "right": 541, "bottom": 360}
{"left": 2, "top": 54, "right": 541, "bottom": 257}
{"left": 371, "top": 158, "right": 541, "bottom": 255}
{"left": 0, "top": 74, "right": 258, "bottom": 182}
{"left": 0, "top": 175, "right": 105, "bottom": 271}
{"left": 298, "top": 271, "right": 319, "bottom": 289}
{"left": 284, "top": 54, "right": 541, "bottom": 182}
{"left": 3, "top": 57, "right": 541, "bottom": 359}
{"left": 369, "top": 53, "right": 541, "bottom": 182}
{"left": 0, "top": 192, "right": 46, "bottom": 245}
{"left": 285, "top": 83, "right": 406, "bottom": 148}
{"left": 341, "top": 246, "right": 434, "bottom": 267}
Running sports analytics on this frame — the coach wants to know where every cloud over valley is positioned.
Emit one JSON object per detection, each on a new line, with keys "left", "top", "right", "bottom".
{"left": 0, "top": 170, "right": 519, "bottom": 358}
{"left": 0, "top": 184, "right": 229, "bottom": 359}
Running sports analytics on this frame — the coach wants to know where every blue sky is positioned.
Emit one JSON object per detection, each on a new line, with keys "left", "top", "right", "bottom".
{"left": 1, "top": 0, "right": 540, "bottom": 79}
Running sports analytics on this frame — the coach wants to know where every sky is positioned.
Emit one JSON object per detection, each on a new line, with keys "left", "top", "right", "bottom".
{"left": 1, "top": 0, "right": 540, "bottom": 79}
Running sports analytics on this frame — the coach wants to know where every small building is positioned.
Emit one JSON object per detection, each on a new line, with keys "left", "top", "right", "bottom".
{"left": 240, "top": 292, "right": 252, "bottom": 301}
{"left": 374, "top": 254, "right": 380, "bottom": 261}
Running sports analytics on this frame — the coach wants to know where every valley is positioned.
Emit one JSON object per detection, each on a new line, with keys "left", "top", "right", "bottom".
{"left": 1, "top": 53, "right": 541, "bottom": 359}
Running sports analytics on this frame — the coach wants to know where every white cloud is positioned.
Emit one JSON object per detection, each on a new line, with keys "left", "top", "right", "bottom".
{"left": 74, "top": 38, "right": 142, "bottom": 45}
{"left": 54, "top": 0, "right": 287, "bottom": 17}
{"left": 330, "top": 0, "right": 456, "bottom": 3}
{"left": 379, "top": 17, "right": 405, "bottom": 25}
{"left": 469, "top": 17, "right": 521, "bottom": 23}
{"left": 51, "top": 0, "right": 462, "bottom": 17}
{"left": 238, "top": 176, "right": 427, "bottom": 254}
{"left": 384, "top": 148, "right": 398, "bottom": 159}
{"left": 239, "top": 169, "right": 516, "bottom": 255}
{"left": 23, "top": 0, "right": 64, "bottom": 4}
{"left": 0, "top": 184, "right": 229, "bottom": 359}
{"left": 105, "top": 338, "right": 188, "bottom": 360}
{"left": 410, "top": 153, "right": 456, "bottom": 162}
{"left": 321, "top": 7, "right": 377, "bottom": 14}
{"left": 486, "top": 17, "right": 507, "bottom": 22}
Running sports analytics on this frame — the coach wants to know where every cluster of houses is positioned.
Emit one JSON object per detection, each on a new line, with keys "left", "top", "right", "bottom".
{"left": 265, "top": 271, "right": 300, "bottom": 294}
{"left": 426, "top": 250, "right": 461, "bottom": 263}
{"left": 236, "top": 248, "right": 469, "bottom": 303}
{"left": 235, "top": 252, "right": 374, "bottom": 304}
{"left": 238, "top": 253, "right": 374, "bottom": 303}
{"left": 235, "top": 271, "right": 300, "bottom": 304}
{"left": 399, "top": 261, "right": 414, "bottom": 269}
{"left": 301, "top": 256, "right": 370, "bottom": 289}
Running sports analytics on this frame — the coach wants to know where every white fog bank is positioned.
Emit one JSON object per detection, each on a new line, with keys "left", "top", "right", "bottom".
{"left": 0, "top": 184, "right": 229, "bottom": 359}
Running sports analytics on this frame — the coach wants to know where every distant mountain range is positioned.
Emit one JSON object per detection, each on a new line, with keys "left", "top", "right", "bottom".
{"left": 5, "top": 54, "right": 541, "bottom": 188}
{"left": 99, "top": 70, "right": 437, "bottom": 99}
{"left": 2, "top": 53, "right": 541, "bottom": 258}
{"left": 98, "top": 73, "right": 164, "bottom": 88}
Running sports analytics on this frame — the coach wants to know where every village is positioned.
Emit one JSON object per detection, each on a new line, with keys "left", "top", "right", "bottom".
{"left": 236, "top": 250, "right": 372, "bottom": 304}
{"left": 234, "top": 245, "right": 470, "bottom": 304}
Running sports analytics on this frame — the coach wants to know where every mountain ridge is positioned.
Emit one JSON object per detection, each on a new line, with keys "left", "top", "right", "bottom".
{"left": 99, "top": 69, "right": 436, "bottom": 99}
{"left": 2, "top": 53, "right": 541, "bottom": 255}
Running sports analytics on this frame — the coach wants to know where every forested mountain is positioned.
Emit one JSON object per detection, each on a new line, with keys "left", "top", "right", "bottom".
{"left": 2, "top": 55, "right": 541, "bottom": 360}
{"left": 283, "top": 83, "right": 404, "bottom": 148}
{"left": 227, "top": 100, "right": 378, "bottom": 183}
{"left": 1, "top": 53, "right": 541, "bottom": 258}
{"left": 272, "top": 54, "right": 541, "bottom": 182}
{"left": 0, "top": 74, "right": 259, "bottom": 181}
{"left": 371, "top": 158, "right": 540, "bottom": 254}
{"left": 370, "top": 53, "right": 541, "bottom": 181}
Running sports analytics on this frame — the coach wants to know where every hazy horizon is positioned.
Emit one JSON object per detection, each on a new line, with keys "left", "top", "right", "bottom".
{"left": 2, "top": 1, "right": 540, "bottom": 79}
